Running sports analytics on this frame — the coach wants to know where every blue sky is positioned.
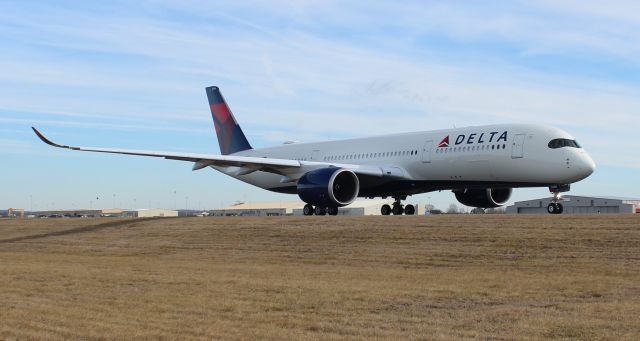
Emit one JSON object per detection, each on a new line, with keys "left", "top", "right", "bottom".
{"left": 1, "top": 0, "right": 638, "bottom": 211}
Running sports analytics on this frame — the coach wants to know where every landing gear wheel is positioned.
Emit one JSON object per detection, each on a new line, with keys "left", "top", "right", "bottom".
{"left": 303, "top": 204, "right": 314, "bottom": 216}
{"left": 404, "top": 204, "right": 415, "bottom": 215}
{"left": 327, "top": 206, "right": 339, "bottom": 216}
{"left": 381, "top": 204, "right": 391, "bottom": 215}
{"left": 392, "top": 204, "right": 404, "bottom": 215}
{"left": 547, "top": 203, "right": 564, "bottom": 214}
{"left": 314, "top": 206, "right": 326, "bottom": 216}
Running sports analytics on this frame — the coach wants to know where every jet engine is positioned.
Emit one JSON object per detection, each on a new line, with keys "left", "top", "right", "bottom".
{"left": 454, "top": 188, "right": 512, "bottom": 208}
{"left": 297, "top": 168, "right": 359, "bottom": 207}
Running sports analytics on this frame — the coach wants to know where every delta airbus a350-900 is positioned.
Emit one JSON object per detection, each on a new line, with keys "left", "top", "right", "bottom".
{"left": 33, "top": 86, "right": 595, "bottom": 215}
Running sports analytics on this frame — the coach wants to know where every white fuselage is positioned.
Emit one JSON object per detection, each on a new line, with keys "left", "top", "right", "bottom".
{"left": 216, "top": 123, "right": 595, "bottom": 197}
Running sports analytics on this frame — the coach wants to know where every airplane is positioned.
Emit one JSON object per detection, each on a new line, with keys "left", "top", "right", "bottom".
{"left": 32, "top": 86, "right": 595, "bottom": 216}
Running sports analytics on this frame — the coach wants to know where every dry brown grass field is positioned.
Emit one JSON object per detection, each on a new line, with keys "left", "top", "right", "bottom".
{"left": 1, "top": 214, "right": 639, "bottom": 340}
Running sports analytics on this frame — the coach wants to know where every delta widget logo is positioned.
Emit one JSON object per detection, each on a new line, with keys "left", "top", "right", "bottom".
{"left": 438, "top": 136, "right": 449, "bottom": 148}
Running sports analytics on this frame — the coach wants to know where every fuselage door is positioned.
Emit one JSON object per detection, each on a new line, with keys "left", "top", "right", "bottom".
{"left": 511, "top": 134, "right": 525, "bottom": 159}
{"left": 422, "top": 140, "right": 433, "bottom": 163}
{"left": 311, "top": 149, "right": 320, "bottom": 161}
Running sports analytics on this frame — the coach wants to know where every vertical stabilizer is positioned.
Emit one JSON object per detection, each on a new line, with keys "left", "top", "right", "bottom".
{"left": 206, "top": 86, "right": 252, "bottom": 155}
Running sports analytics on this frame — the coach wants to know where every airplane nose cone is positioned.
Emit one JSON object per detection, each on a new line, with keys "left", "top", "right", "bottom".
{"left": 578, "top": 153, "right": 596, "bottom": 178}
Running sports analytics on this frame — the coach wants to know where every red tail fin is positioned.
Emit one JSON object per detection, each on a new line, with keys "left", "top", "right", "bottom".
{"left": 205, "top": 86, "right": 252, "bottom": 155}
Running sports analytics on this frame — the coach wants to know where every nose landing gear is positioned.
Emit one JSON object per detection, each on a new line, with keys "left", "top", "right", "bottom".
{"left": 547, "top": 185, "right": 569, "bottom": 214}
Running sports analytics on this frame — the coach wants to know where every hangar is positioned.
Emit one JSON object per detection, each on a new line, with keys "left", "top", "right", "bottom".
{"left": 506, "top": 195, "right": 639, "bottom": 214}
{"left": 124, "top": 209, "right": 179, "bottom": 218}
{"left": 212, "top": 200, "right": 421, "bottom": 216}
{"left": 33, "top": 208, "right": 125, "bottom": 217}
{"left": 212, "top": 202, "right": 303, "bottom": 217}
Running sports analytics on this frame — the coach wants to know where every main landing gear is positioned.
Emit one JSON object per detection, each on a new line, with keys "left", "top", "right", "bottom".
{"left": 381, "top": 196, "right": 416, "bottom": 216}
{"left": 547, "top": 185, "right": 569, "bottom": 214}
{"left": 303, "top": 204, "right": 338, "bottom": 216}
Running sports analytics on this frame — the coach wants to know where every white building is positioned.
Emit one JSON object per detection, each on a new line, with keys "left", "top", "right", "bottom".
{"left": 212, "top": 202, "right": 303, "bottom": 216}
{"left": 506, "top": 195, "right": 640, "bottom": 214}
{"left": 212, "top": 200, "right": 422, "bottom": 216}
{"left": 125, "top": 209, "right": 179, "bottom": 218}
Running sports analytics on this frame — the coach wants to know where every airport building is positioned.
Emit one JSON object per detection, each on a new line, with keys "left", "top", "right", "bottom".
{"left": 21, "top": 208, "right": 178, "bottom": 218}
{"left": 6, "top": 208, "right": 25, "bottom": 218}
{"left": 506, "top": 195, "right": 640, "bottom": 214}
{"left": 212, "top": 200, "right": 421, "bottom": 216}
{"left": 33, "top": 208, "right": 125, "bottom": 218}
{"left": 212, "top": 202, "right": 302, "bottom": 216}
{"left": 124, "top": 209, "right": 179, "bottom": 218}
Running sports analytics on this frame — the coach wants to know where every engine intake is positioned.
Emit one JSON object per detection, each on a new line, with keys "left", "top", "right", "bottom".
{"left": 297, "top": 168, "right": 359, "bottom": 207}
{"left": 454, "top": 188, "right": 512, "bottom": 208}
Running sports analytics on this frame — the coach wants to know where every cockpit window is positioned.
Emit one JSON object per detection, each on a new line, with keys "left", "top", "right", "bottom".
{"left": 548, "top": 138, "right": 581, "bottom": 149}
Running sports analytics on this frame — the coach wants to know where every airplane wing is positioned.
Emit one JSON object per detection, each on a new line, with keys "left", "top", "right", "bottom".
{"left": 32, "top": 127, "right": 388, "bottom": 179}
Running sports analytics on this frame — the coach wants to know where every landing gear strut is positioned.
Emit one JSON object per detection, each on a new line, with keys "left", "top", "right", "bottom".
{"left": 381, "top": 196, "right": 415, "bottom": 216}
{"left": 547, "top": 185, "right": 569, "bottom": 214}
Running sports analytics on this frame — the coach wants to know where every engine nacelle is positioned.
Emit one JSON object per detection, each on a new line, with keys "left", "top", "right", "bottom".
{"left": 454, "top": 188, "right": 512, "bottom": 208}
{"left": 297, "top": 168, "right": 359, "bottom": 207}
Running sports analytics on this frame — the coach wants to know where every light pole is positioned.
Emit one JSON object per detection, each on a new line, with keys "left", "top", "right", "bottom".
{"left": 173, "top": 191, "right": 177, "bottom": 210}
{"left": 30, "top": 195, "right": 33, "bottom": 212}
{"left": 113, "top": 194, "right": 116, "bottom": 208}
{"left": 185, "top": 196, "right": 189, "bottom": 210}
